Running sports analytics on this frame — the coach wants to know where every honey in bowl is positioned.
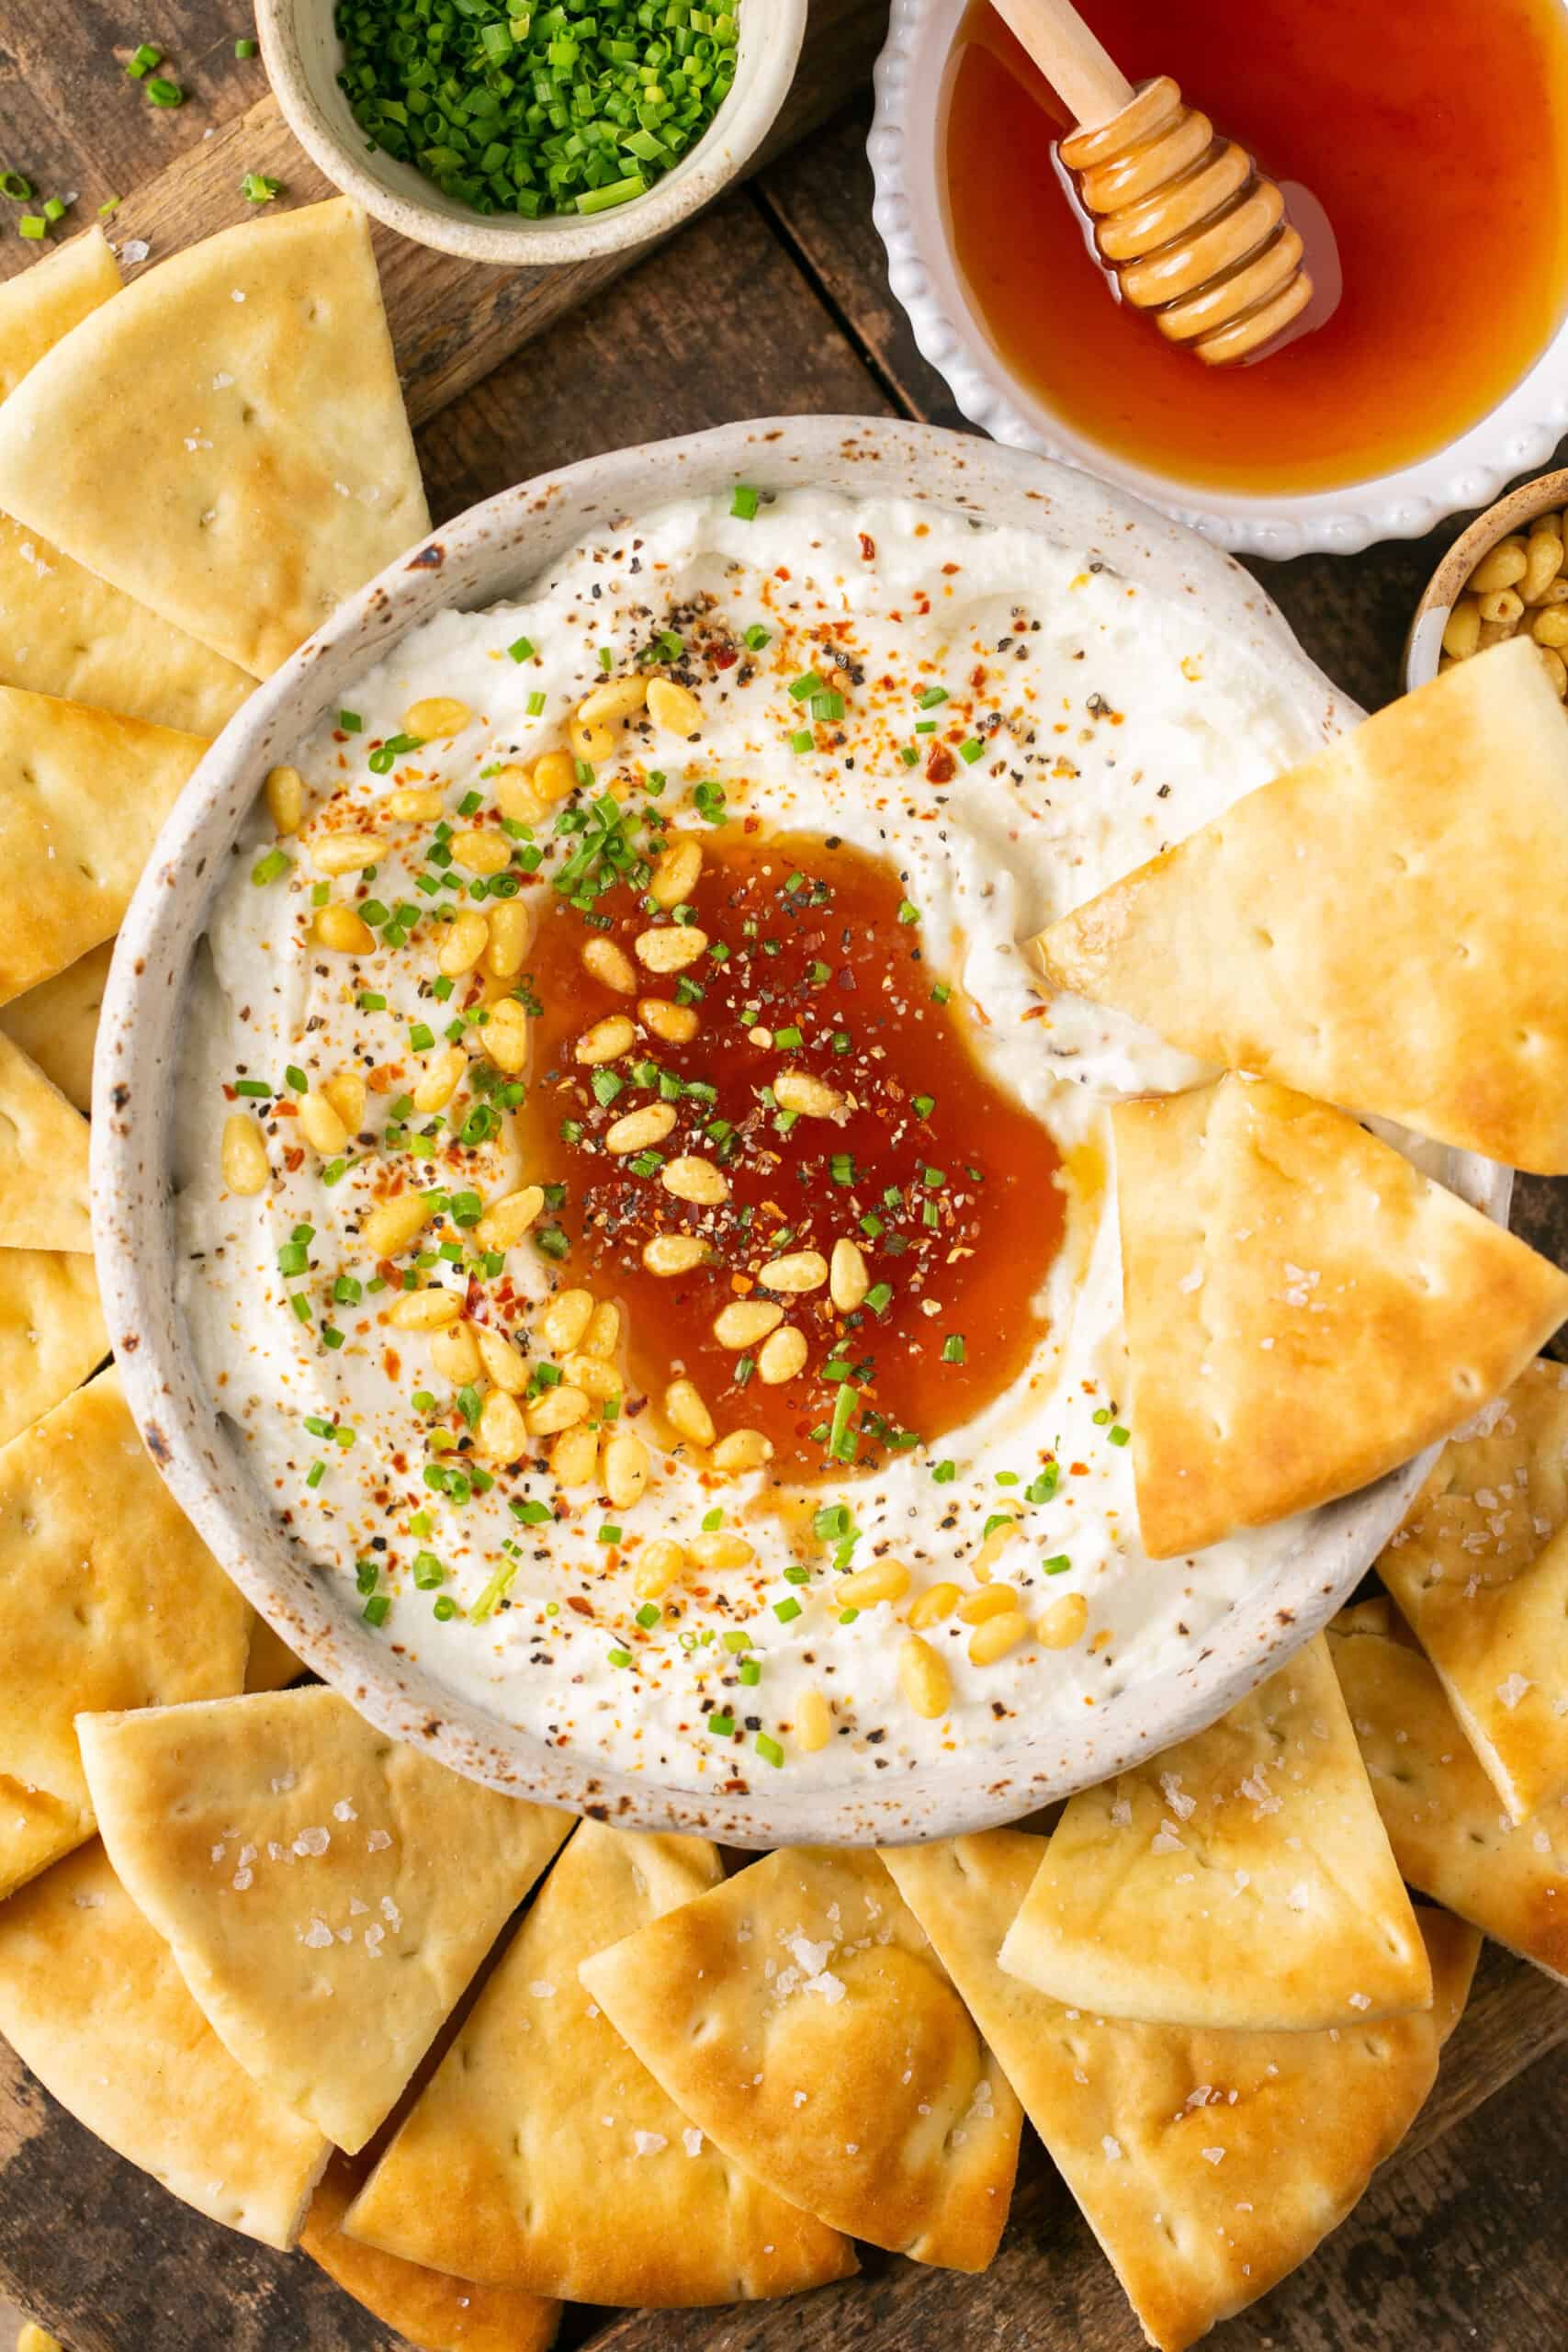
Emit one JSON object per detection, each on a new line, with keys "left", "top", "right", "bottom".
{"left": 942, "top": 0, "right": 1568, "bottom": 494}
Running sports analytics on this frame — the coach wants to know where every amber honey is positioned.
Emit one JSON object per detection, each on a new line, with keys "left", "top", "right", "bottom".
{"left": 942, "top": 0, "right": 1568, "bottom": 493}
{"left": 516, "top": 831, "right": 1065, "bottom": 1482}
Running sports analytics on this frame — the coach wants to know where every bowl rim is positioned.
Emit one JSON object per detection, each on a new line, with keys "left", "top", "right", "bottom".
{"left": 254, "top": 0, "right": 807, "bottom": 266}
{"left": 1404, "top": 464, "right": 1568, "bottom": 692}
{"left": 869, "top": 0, "right": 1568, "bottom": 560}
{"left": 91, "top": 412, "right": 1510, "bottom": 1847}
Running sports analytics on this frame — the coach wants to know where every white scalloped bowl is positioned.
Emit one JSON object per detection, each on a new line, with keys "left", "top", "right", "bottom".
{"left": 870, "top": 0, "right": 1568, "bottom": 559}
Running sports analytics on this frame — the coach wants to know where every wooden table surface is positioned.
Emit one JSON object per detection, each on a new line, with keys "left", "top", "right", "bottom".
{"left": 2, "top": 6, "right": 1566, "bottom": 2347}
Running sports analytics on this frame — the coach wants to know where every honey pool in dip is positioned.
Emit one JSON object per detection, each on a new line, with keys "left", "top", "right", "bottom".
{"left": 177, "top": 487, "right": 1335, "bottom": 1794}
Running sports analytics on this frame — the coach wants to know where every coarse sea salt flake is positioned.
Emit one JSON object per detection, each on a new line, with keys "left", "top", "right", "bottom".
{"left": 633, "top": 2132, "right": 666, "bottom": 2157}
{"left": 367, "top": 1827, "right": 392, "bottom": 1851}
{"left": 293, "top": 1826, "right": 330, "bottom": 1857}
{"left": 1201, "top": 2146, "right": 1225, "bottom": 2165}
{"left": 301, "top": 1917, "right": 333, "bottom": 1950}
{"left": 333, "top": 1800, "right": 358, "bottom": 1822}
{"left": 1497, "top": 1673, "right": 1532, "bottom": 1711}
{"left": 1102, "top": 2136, "right": 1123, "bottom": 2161}
{"left": 682, "top": 2127, "right": 703, "bottom": 2157}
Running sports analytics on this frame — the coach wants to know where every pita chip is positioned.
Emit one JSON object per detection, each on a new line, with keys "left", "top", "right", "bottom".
{"left": 0, "top": 229, "right": 120, "bottom": 405}
{"left": 998, "top": 1634, "right": 1430, "bottom": 2030}
{"left": 0, "top": 939, "right": 113, "bottom": 1114}
{"left": 76, "top": 1686, "right": 571, "bottom": 2153}
{"left": 0, "top": 1840, "right": 329, "bottom": 2246}
{"left": 1113, "top": 1075, "right": 1568, "bottom": 1558}
{"left": 887, "top": 1830, "right": 1457, "bottom": 2352}
{"left": 0, "top": 685, "right": 207, "bottom": 1006}
{"left": 0, "top": 1031, "right": 91, "bottom": 1250}
{"left": 580, "top": 1844, "right": 1022, "bottom": 2272}
{"left": 0, "top": 1246, "right": 107, "bottom": 1448}
{"left": 0, "top": 1365, "right": 252, "bottom": 1902}
{"left": 302, "top": 2153, "right": 560, "bottom": 2352}
{"left": 244, "top": 1612, "right": 304, "bottom": 1694}
{"left": 346, "top": 1821, "right": 853, "bottom": 2306}
{"left": 0, "top": 199, "right": 429, "bottom": 678}
{"left": 1032, "top": 640, "right": 1568, "bottom": 1171}
{"left": 1330, "top": 1622, "right": 1568, "bottom": 1986}
{"left": 1377, "top": 1357, "right": 1568, "bottom": 1821}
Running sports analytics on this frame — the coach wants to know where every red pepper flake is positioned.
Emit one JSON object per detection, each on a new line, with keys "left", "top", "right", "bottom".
{"left": 926, "top": 742, "right": 957, "bottom": 785}
{"left": 858, "top": 532, "right": 876, "bottom": 561}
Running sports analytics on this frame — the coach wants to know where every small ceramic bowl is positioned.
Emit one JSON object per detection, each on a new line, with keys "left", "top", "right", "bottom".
{"left": 92, "top": 415, "right": 1506, "bottom": 1845}
{"left": 256, "top": 0, "right": 806, "bottom": 266}
{"left": 1405, "top": 466, "right": 1568, "bottom": 692}
{"left": 870, "top": 0, "right": 1568, "bottom": 560}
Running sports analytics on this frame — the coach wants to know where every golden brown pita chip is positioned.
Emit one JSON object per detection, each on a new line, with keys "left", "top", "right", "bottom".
{"left": 0, "top": 230, "right": 120, "bottom": 404}
{"left": 1378, "top": 1357, "right": 1568, "bottom": 1821}
{"left": 0, "top": 1366, "right": 251, "bottom": 1901}
{"left": 998, "top": 1635, "right": 1430, "bottom": 2030}
{"left": 1330, "top": 1623, "right": 1568, "bottom": 1985}
{"left": 0, "top": 939, "right": 113, "bottom": 1114}
{"left": 0, "top": 685, "right": 206, "bottom": 1006}
{"left": 1418, "top": 1907, "right": 1483, "bottom": 2043}
{"left": 346, "top": 1822, "right": 855, "bottom": 2306}
{"left": 0, "top": 200, "right": 428, "bottom": 678}
{"left": 302, "top": 2153, "right": 561, "bottom": 2352}
{"left": 0, "top": 1030, "right": 91, "bottom": 1250}
{"left": 580, "top": 1845, "right": 1021, "bottom": 2272}
{"left": 76, "top": 1687, "right": 571, "bottom": 2153}
{"left": 1113, "top": 1075, "right": 1568, "bottom": 1558}
{"left": 1032, "top": 640, "right": 1568, "bottom": 1171}
{"left": 244, "top": 1613, "right": 304, "bottom": 1694}
{"left": 0, "top": 1245, "right": 106, "bottom": 1447}
{"left": 887, "top": 1829, "right": 1452, "bottom": 2352}
{"left": 0, "top": 1841, "right": 329, "bottom": 2246}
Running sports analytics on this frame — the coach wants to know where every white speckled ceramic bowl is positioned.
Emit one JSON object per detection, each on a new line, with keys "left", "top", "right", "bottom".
{"left": 256, "top": 0, "right": 806, "bottom": 266}
{"left": 92, "top": 416, "right": 1508, "bottom": 1845}
{"left": 870, "top": 0, "right": 1568, "bottom": 559}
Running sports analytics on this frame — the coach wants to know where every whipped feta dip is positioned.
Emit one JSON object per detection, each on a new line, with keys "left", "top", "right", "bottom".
{"left": 175, "top": 487, "right": 1336, "bottom": 1795}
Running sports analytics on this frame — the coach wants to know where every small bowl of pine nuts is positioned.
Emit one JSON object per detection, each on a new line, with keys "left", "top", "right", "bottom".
{"left": 1406, "top": 467, "right": 1568, "bottom": 702}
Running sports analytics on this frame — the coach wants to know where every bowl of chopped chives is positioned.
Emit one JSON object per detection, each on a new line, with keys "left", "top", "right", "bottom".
{"left": 257, "top": 0, "right": 802, "bottom": 266}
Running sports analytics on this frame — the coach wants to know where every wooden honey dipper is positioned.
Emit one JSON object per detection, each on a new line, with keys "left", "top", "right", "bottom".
{"left": 987, "top": 0, "right": 1316, "bottom": 365}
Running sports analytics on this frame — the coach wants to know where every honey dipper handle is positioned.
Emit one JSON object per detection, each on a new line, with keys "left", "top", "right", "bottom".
{"left": 987, "top": 0, "right": 1136, "bottom": 129}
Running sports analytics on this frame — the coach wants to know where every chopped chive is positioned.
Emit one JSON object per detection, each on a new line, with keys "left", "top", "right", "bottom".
{"left": 731, "top": 484, "right": 760, "bottom": 520}
{"left": 241, "top": 172, "right": 281, "bottom": 203}
{"left": 942, "top": 1334, "right": 966, "bottom": 1364}
{"left": 959, "top": 737, "right": 986, "bottom": 764}
{"left": 755, "top": 1732, "right": 784, "bottom": 1768}
{"left": 773, "top": 1596, "right": 803, "bottom": 1623}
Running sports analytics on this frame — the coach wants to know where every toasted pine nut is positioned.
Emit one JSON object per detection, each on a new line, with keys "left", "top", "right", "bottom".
{"left": 413, "top": 1045, "right": 468, "bottom": 1114}
{"left": 1468, "top": 537, "right": 1528, "bottom": 594}
{"left": 563, "top": 1352, "right": 623, "bottom": 1402}
{"left": 642, "top": 1232, "right": 710, "bottom": 1275}
{"left": 404, "top": 695, "right": 471, "bottom": 740}
{"left": 570, "top": 711, "right": 616, "bottom": 763}
{"left": 606, "top": 1101, "right": 677, "bottom": 1155}
{"left": 829, "top": 1237, "right": 870, "bottom": 1313}
{"left": 1532, "top": 605, "right": 1568, "bottom": 650}
{"left": 774, "top": 1069, "right": 844, "bottom": 1119}
{"left": 795, "top": 1686, "right": 832, "bottom": 1752}
{"left": 265, "top": 764, "right": 304, "bottom": 835}
{"left": 388, "top": 1286, "right": 465, "bottom": 1331}
{"left": 439, "top": 909, "right": 490, "bottom": 977}
{"left": 323, "top": 1069, "right": 367, "bottom": 1135}
{"left": 649, "top": 836, "right": 703, "bottom": 908}
{"left": 582, "top": 935, "right": 638, "bottom": 995}
{"left": 665, "top": 1377, "right": 715, "bottom": 1447}
{"left": 633, "top": 1537, "right": 687, "bottom": 1600}
{"left": 635, "top": 923, "right": 708, "bottom": 974}
{"left": 1540, "top": 645, "right": 1568, "bottom": 697}
{"left": 1524, "top": 532, "right": 1565, "bottom": 605}
{"left": 758, "top": 1250, "right": 828, "bottom": 1295}
{"left": 526, "top": 1385, "right": 590, "bottom": 1436}
{"left": 576, "top": 1014, "right": 637, "bottom": 1066}
{"left": 581, "top": 1300, "right": 621, "bottom": 1361}
{"left": 484, "top": 899, "right": 532, "bottom": 978}
{"left": 836, "top": 1557, "right": 911, "bottom": 1607}
{"left": 533, "top": 747, "right": 580, "bottom": 802}
{"left": 603, "top": 1431, "right": 650, "bottom": 1509}
{"left": 313, "top": 903, "right": 376, "bottom": 956}
{"left": 361, "top": 1192, "right": 433, "bottom": 1259}
{"left": 492, "top": 764, "right": 547, "bottom": 826}
{"left": 757, "top": 1325, "right": 807, "bottom": 1385}
{"left": 647, "top": 676, "right": 704, "bottom": 735}
{"left": 1479, "top": 587, "right": 1524, "bottom": 628}
{"left": 638, "top": 994, "right": 700, "bottom": 1043}
{"left": 484, "top": 997, "right": 530, "bottom": 1073}
{"left": 299, "top": 1091, "right": 349, "bottom": 1156}
{"left": 971, "top": 1518, "right": 1020, "bottom": 1582}
{"left": 430, "top": 1319, "right": 482, "bottom": 1384}
{"left": 476, "top": 1185, "right": 545, "bottom": 1251}
{"left": 968, "top": 1610, "right": 1031, "bottom": 1665}
{"left": 451, "top": 828, "right": 511, "bottom": 876}
{"left": 1038, "top": 1591, "right": 1089, "bottom": 1649}
{"left": 713, "top": 1298, "right": 784, "bottom": 1350}
{"left": 662, "top": 1155, "right": 728, "bottom": 1204}
{"left": 958, "top": 1584, "right": 1020, "bottom": 1624}
{"left": 906, "top": 1580, "right": 962, "bottom": 1630}
{"left": 387, "top": 786, "right": 444, "bottom": 821}
{"left": 310, "top": 829, "right": 383, "bottom": 876}
{"left": 474, "top": 1324, "right": 528, "bottom": 1393}
{"left": 550, "top": 1421, "right": 599, "bottom": 1486}
{"left": 221, "top": 1112, "right": 269, "bottom": 1194}
{"left": 899, "top": 1634, "right": 953, "bottom": 1719}
{"left": 690, "top": 1530, "right": 756, "bottom": 1570}
{"left": 540, "top": 1288, "right": 594, "bottom": 1354}
{"left": 579, "top": 674, "right": 648, "bottom": 726}
{"left": 477, "top": 1388, "right": 527, "bottom": 1463}
{"left": 1440, "top": 597, "right": 1481, "bottom": 661}
{"left": 712, "top": 1427, "right": 773, "bottom": 1474}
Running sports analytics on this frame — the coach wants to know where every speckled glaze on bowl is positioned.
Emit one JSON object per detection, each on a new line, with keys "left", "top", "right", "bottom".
{"left": 92, "top": 416, "right": 1509, "bottom": 1846}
